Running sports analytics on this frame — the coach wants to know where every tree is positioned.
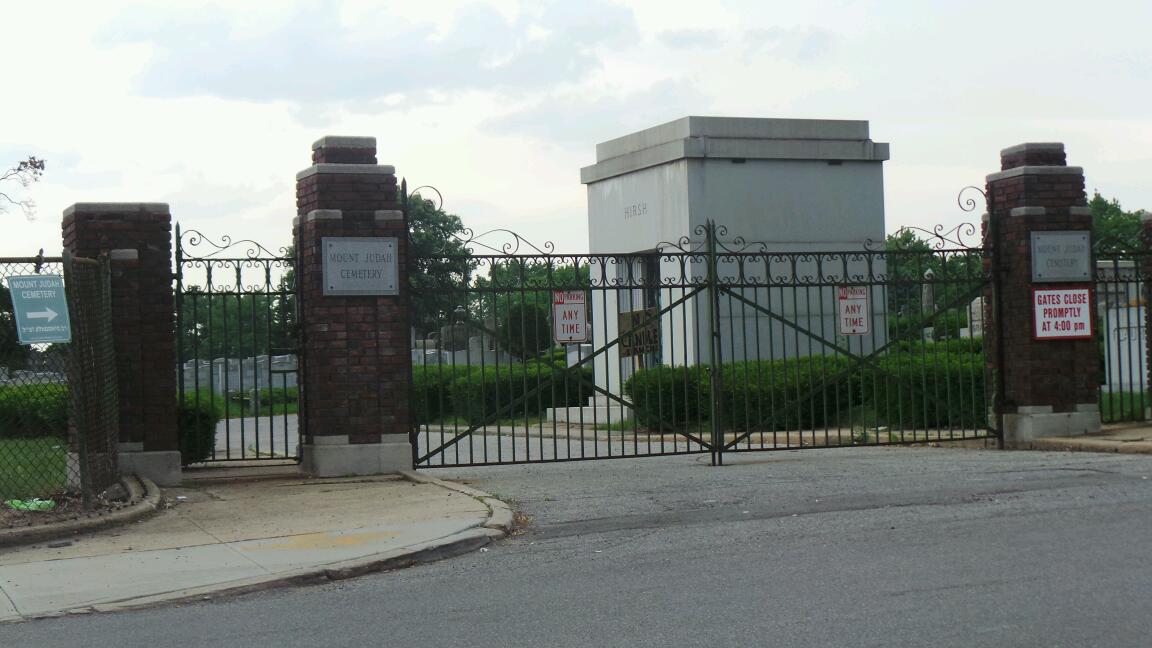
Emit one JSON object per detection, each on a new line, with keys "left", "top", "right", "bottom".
{"left": 1, "top": 157, "right": 46, "bottom": 219}
{"left": 1089, "top": 192, "right": 1142, "bottom": 255}
{"left": 0, "top": 285, "right": 31, "bottom": 371}
{"left": 407, "top": 194, "right": 475, "bottom": 335}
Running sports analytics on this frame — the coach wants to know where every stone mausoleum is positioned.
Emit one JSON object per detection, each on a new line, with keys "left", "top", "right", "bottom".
{"left": 579, "top": 116, "right": 891, "bottom": 397}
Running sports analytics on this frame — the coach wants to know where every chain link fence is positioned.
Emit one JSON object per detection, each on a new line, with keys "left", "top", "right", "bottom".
{"left": 64, "top": 252, "right": 120, "bottom": 504}
{"left": 0, "top": 252, "right": 119, "bottom": 526}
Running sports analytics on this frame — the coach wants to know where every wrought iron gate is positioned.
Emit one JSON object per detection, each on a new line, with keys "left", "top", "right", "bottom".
{"left": 411, "top": 216, "right": 996, "bottom": 468}
{"left": 174, "top": 226, "right": 300, "bottom": 463}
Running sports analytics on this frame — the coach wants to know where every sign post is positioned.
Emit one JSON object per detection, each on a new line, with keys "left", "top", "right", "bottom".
{"left": 837, "top": 286, "right": 870, "bottom": 336}
{"left": 6, "top": 274, "right": 72, "bottom": 344}
{"left": 552, "top": 291, "right": 588, "bottom": 343}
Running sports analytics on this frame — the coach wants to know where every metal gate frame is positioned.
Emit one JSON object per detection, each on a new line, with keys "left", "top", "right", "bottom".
{"left": 174, "top": 225, "right": 301, "bottom": 463}
{"left": 410, "top": 204, "right": 999, "bottom": 468}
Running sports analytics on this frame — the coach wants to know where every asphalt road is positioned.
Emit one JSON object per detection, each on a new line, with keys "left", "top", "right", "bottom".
{"left": 4, "top": 446, "right": 1152, "bottom": 647}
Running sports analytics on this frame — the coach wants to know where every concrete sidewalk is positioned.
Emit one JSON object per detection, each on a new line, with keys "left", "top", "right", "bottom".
{"left": 1026, "top": 423, "right": 1152, "bottom": 454}
{"left": 0, "top": 470, "right": 510, "bottom": 623}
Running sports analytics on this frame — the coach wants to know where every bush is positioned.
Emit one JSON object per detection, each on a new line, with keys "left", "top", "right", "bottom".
{"left": 888, "top": 309, "right": 969, "bottom": 342}
{"left": 412, "top": 365, "right": 474, "bottom": 425}
{"left": 889, "top": 337, "right": 982, "bottom": 354}
{"left": 499, "top": 304, "right": 551, "bottom": 357}
{"left": 0, "top": 384, "right": 68, "bottom": 439}
{"left": 625, "top": 357, "right": 857, "bottom": 432}
{"left": 859, "top": 351, "right": 986, "bottom": 429}
{"left": 718, "top": 357, "right": 858, "bottom": 431}
{"left": 449, "top": 361, "right": 592, "bottom": 425}
{"left": 622, "top": 365, "right": 711, "bottom": 431}
{"left": 178, "top": 395, "right": 221, "bottom": 465}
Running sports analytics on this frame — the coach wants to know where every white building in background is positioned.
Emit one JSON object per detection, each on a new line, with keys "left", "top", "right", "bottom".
{"left": 579, "top": 116, "right": 891, "bottom": 396}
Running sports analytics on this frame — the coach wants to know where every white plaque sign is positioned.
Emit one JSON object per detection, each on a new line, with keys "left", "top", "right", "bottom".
{"left": 322, "top": 237, "right": 398, "bottom": 296}
{"left": 1033, "top": 288, "right": 1092, "bottom": 340}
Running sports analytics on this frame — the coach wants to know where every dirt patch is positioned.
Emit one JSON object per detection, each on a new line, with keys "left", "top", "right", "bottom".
{"left": 1, "top": 487, "right": 132, "bottom": 530}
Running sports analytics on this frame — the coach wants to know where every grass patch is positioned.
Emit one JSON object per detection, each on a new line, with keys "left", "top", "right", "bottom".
{"left": 0, "top": 437, "right": 68, "bottom": 500}
{"left": 1100, "top": 390, "right": 1149, "bottom": 423}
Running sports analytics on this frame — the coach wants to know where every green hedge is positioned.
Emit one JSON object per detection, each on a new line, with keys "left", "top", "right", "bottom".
{"left": 413, "top": 361, "right": 594, "bottom": 426}
{"left": 449, "top": 362, "right": 593, "bottom": 425}
{"left": 624, "top": 357, "right": 856, "bottom": 432}
{"left": 625, "top": 351, "right": 987, "bottom": 432}
{"left": 0, "top": 384, "right": 69, "bottom": 440}
{"left": 859, "top": 351, "right": 986, "bottom": 429}
{"left": 412, "top": 365, "right": 475, "bottom": 425}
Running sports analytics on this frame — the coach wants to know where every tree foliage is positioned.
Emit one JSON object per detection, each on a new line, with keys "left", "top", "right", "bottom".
{"left": 407, "top": 194, "right": 475, "bottom": 335}
{"left": 0, "top": 285, "right": 31, "bottom": 370}
{"left": 1, "top": 157, "right": 46, "bottom": 219}
{"left": 1089, "top": 191, "right": 1142, "bottom": 255}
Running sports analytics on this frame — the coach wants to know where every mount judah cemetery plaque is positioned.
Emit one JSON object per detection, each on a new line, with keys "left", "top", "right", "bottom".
{"left": 323, "top": 237, "right": 398, "bottom": 296}
{"left": 1031, "top": 231, "right": 1091, "bottom": 282}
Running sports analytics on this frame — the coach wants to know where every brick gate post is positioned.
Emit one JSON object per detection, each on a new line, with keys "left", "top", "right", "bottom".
{"left": 985, "top": 143, "right": 1100, "bottom": 444}
{"left": 61, "top": 203, "right": 181, "bottom": 485}
{"left": 294, "top": 136, "right": 413, "bottom": 475}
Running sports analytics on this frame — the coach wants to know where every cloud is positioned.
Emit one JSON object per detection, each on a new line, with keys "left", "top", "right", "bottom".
{"left": 483, "top": 78, "right": 713, "bottom": 146}
{"left": 744, "top": 26, "right": 833, "bottom": 62}
{"left": 658, "top": 29, "right": 722, "bottom": 49}
{"left": 99, "top": 0, "right": 638, "bottom": 105}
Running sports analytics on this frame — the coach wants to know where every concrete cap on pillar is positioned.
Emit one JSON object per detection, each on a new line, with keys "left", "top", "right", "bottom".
{"left": 1000, "top": 142, "right": 1066, "bottom": 170}
{"left": 311, "top": 136, "right": 378, "bottom": 164}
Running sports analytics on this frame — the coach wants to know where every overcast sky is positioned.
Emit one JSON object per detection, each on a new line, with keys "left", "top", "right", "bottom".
{"left": 2, "top": 0, "right": 1149, "bottom": 256}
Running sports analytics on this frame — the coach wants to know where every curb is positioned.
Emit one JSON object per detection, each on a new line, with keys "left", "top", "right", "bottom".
{"left": 399, "top": 470, "right": 515, "bottom": 533}
{"left": 1013, "top": 438, "right": 1152, "bottom": 455}
{"left": 0, "top": 476, "right": 163, "bottom": 549}
{"left": 42, "top": 527, "right": 502, "bottom": 620}
{"left": 5, "top": 472, "right": 512, "bottom": 622}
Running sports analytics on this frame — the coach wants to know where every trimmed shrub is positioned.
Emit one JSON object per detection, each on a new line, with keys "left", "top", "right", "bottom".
{"left": 858, "top": 351, "right": 986, "bottom": 429}
{"left": 177, "top": 395, "right": 221, "bottom": 466}
{"left": 412, "top": 365, "right": 474, "bottom": 425}
{"left": 0, "top": 384, "right": 69, "bottom": 439}
{"left": 718, "top": 357, "right": 858, "bottom": 431}
{"left": 625, "top": 357, "right": 858, "bottom": 432}
{"left": 623, "top": 365, "right": 710, "bottom": 431}
{"left": 448, "top": 361, "right": 592, "bottom": 425}
{"left": 890, "top": 337, "right": 982, "bottom": 354}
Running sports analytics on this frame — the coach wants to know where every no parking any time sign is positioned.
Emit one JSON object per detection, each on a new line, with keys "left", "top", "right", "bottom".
{"left": 552, "top": 291, "right": 588, "bottom": 343}
{"left": 837, "top": 286, "right": 870, "bottom": 336}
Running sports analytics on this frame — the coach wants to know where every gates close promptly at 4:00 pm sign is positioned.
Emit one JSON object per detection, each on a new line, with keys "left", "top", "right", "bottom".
{"left": 1033, "top": 288, "right": 1092, "bottom": 340}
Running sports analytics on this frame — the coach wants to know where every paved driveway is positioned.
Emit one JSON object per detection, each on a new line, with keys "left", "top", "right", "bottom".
{"left": 12, "top": 446, "right": 1152, "bottom": 647}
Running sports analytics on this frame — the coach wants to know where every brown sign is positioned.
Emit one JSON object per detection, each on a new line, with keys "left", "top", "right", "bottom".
{"left": 618, "top": 308, "right": 660, "bottom": 358}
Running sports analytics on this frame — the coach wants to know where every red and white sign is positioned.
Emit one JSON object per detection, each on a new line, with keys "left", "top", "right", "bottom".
{"left": 552, "top": 291, "right": 588, "bottom": 343}
{"left": 837, "top": 286, "right": 870, "bottom": 336}
{"left": 1033, "top": 288, "right": 1092, "bottom": 340}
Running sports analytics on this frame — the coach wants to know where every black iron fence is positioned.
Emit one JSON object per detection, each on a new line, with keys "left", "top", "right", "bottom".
{"left": 1096, "top": 253, "right": 1150, "bottom": 423}
{"left": 175, "top": 226, "right": 299, "bottom": 463}
{"left": 412, "top": 223, "right": 994, "bottom": 468}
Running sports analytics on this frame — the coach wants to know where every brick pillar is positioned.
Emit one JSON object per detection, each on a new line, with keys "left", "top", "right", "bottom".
{"left": 985, "top": 143, "right": 1100, "bottom": 443}
{"left": 294, "top": 136, "right": 412, "bottom": 475}
{"left": 62, "top": 203, "right": 181, "bottom": 485}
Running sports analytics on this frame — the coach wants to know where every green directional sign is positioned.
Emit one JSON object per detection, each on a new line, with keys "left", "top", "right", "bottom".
{"left": 6, "top": 275, "right": 72, "bottom": 344}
